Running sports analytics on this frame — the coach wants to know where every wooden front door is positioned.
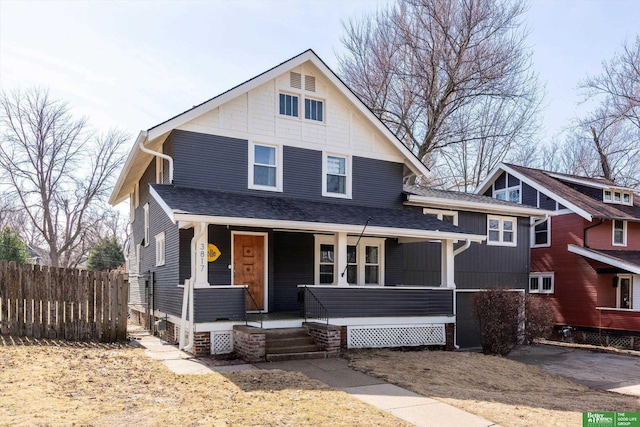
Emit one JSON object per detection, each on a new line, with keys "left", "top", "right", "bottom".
{"left": 233, "top": 234, "right": 265, "bottom": 310}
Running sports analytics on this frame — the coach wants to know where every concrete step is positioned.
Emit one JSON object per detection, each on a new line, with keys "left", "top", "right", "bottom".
{"left": 263, "top": 327, "right": 310, "bottom": 338}
{"left": 268, "top": 344, "right": 323, "bottom": 354}
{"left": 266, "top": 350, "right": 328, "bottom": 362}
{"left": 266, "top": 336, "right": 318, "bottom": 350}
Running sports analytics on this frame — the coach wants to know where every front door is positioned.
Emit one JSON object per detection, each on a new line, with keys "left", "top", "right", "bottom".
{"left": 233, "top": 234, "right": 266, "bottom": 310}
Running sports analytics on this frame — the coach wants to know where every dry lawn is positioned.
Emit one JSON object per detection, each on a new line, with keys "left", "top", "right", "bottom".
{"left": 0, "top": 336, "right": 406, "bottom": 427}
{"left": 346, "top": 348, "right": 640, "bottom": 427}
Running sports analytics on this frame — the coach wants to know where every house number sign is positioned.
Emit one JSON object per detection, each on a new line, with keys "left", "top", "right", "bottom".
{"left": 198, "top": 243, "right": 221, "bottom": 270}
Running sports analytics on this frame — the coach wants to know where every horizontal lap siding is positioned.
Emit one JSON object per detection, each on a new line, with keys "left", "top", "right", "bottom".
{"left": 310, "top": 287, "right": 453, "bottom": 317}
{"left": 194, "top": 287, "right": 244, "bottom": 322}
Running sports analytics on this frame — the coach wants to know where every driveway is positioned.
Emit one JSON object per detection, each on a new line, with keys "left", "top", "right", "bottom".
{"left": 509, "top": 344, "right": 640, "bottom": 397}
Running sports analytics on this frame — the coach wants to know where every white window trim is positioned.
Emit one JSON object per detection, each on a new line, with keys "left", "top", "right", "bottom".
{"left": 494, "top": 183, "right": 521, "bottom": 204}
{"left": 156, "top": 157, "right": 164, "bottom": 184}
{"left": 143, "top": 203, "right": 149, "bottom": 247}
{"left": 604, "top": 189, "right": 633, "bottom": 205}
{"left": 322, "top": 152, "right": 352, "bottom": 199}
{"left": 530, "top": 217, "right": 551, "bottom": 248}
{"left": 134, "top": 182, "right": 140, "bottom": 208}
{"left": 136, "top": 244, "right": 141, "bottom": 273}
{"left": 616, "top": 274, "right": 632, "bottom": 309}
{"left": 422, "top": 208, "right": 458, "bottom": 226}
{"left": 529, "top": 272, "right": 554, "bottom": 294}
{"left": 487, "top": 215, "right": 517, "bottom": 247}
{"left": 248, "top": 141, "right": 283, "bottom": 192}
{"left": 155, "top": 232, "right": 165, "bottom": 266}
{"left": 303, "top": 96, "right": 325, "bottom": 123}
{"left": 278, "top": 91, "right": 300, "bottom": 119}
{"left": 612, "top": 220, "right": 627, "bottom": 247}
{"left": 314, "top": 235, "right": 385, "bottom": 286}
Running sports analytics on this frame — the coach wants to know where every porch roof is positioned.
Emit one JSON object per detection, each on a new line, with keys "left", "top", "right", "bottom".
{"left": 150, "top": 184, "right": 486, "bottom": 242}
{"left": 568, "top": 244, "right": 640, "bottom": 274}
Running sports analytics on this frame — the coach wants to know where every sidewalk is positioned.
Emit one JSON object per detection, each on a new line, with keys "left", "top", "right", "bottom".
{"left": 131, "top": 334, "right": 499, "bottom": 427}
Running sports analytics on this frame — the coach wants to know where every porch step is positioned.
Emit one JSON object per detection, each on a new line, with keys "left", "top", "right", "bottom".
{"left": 264, "top": 327, "right": 326, "bottom": 361}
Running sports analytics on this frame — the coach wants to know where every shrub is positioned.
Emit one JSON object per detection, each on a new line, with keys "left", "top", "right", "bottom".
{"left": 524, "top": 294, "right": 555, "bottom": 343}
{"left": 472, "top": 288, "right": 522, "bottom": 356}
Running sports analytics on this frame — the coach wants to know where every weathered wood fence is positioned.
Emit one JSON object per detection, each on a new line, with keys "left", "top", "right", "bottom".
{"left": 0, "top": 260, "right": 128, "bottom": 342}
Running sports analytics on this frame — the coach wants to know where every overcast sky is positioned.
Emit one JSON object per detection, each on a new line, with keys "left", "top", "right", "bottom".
{"left": 1, "top": 0, "right": 639, "bottom": 146}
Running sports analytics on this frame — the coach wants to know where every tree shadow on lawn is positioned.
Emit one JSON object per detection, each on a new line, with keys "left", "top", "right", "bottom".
{"left": 0, "top": 333, "right": 133, "bottom": 349}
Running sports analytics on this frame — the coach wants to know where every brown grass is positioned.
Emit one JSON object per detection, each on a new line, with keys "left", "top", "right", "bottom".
{"left": 0, "top": 336, "right": 407, "bottom": 427}
{"left": 346, "top": 348, "right": 640, "bottom": 427}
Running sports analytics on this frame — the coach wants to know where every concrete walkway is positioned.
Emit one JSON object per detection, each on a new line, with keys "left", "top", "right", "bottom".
{"left": 131, "top": 334, "right": 499, "bottom": 427}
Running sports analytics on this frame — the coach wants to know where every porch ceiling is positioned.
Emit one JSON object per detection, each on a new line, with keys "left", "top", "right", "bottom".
{"left": 568, "top": 244, "right": 640, "bottom": 274}
{"left": 150, "top": 184, "right": 486, "bottom": 242}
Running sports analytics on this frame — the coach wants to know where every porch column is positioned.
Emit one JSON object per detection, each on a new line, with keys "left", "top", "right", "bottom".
{"left": 441, "top": 239, "right": 455, "bottom": 288}
{"left": 335, "top": 232, "right": 349, "bottom": 286}
{"left": 191, "top": 222, "right": 210, "bottom": 287}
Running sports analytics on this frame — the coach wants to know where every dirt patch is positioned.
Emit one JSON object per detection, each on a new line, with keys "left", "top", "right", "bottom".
{"left": 346, "top": 348, "right": 640, "bottom": 427}
{"left": 0, "top": 335, "right": 407, "bottom": 426}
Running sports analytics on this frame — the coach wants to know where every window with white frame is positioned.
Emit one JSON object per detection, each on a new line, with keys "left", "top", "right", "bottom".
{"left": 613, "top": 220, "right": 627, "bottom": 246}
{"left": 604, "top": 189, "right": 633, "bottom": 205}
{"left": 155, "top": 232, "right": 165, "bottom": 266}
{"left": 314, "top": 235, "right": 385, "bottom": 285}
{"left": 249, "top": 142, "right": 282, "bottom": 191}
{"left": 279, "top": 93, "right": 299, "bottom": 117}
{"left": 143, "top": 203, "right": 149, "bottom": 247}
{"left": 422, "top": 209, "right": 458, "bottom": 226}
{"left": 617, "top": 275, "right": 632, "bottom": 309}
{"left": 531, "top": 217, "right": 551, "bottom": 247}
{"left": 529, "top": 272, "right": 554, "bottom": 294}
{"left": 487, "top": 216, "right": 517, "bottom": 246}
{"left": 495, "top": 185, "right": 521, "bottom": 203}
{"left": 323, "top": 153, "right": 351, "bottom": 198}
{"left": 304, "top": 98, "right": 324, "bottom": 122}
{"left": 156, "top": 157, "right": 164, "bottom": 184}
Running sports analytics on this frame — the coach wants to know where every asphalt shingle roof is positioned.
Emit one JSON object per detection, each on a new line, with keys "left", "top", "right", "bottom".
{"left": 151, "top": 185, "right": 477, "bottom": 235}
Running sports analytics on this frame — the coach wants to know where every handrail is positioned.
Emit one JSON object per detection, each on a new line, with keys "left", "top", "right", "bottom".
{"left": 302, "top": 286, "right": 329, "bottom": 325}
{"left": 243, "top": 287, "right": 263, "bottom": 328}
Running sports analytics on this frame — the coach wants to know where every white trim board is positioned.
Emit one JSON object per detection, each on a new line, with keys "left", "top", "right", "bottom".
{"left": 567, "top": 244, "right": 640, "bottom": 274}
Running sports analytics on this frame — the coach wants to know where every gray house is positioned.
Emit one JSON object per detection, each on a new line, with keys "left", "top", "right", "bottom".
{"left": 110, "top": 50, "right": 544, "bottom": 358}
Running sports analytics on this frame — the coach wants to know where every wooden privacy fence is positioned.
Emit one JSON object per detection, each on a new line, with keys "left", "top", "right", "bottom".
{"left": 0, "top": 260, "right": 128, "bottom": 342}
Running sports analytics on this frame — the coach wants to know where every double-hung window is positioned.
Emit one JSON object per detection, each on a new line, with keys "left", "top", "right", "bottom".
{"left": 487, "top": 216, "right": 517, "bottom": 246}
{"left": 155, "top": 232, "right": 165, "bottom": 266}
{"left": 249, "top": 142, "right": 282, "bottom": 191}
{"left": 279, "top": 93, "right": 299, "bottom": 117}
{"left": 529, "top": 273, "right": 554, "bottom": 294}
{"left": 613, "top": 220, "right": 627, "bottom": 246}
{"left": 323, "top": 153, "right": 351, "bottom": 198}
{"left": 531, "top": 217, "right": 550, "bottom": 247}
{"left": 314, "top": 236, "right": 384, "bottom": 285}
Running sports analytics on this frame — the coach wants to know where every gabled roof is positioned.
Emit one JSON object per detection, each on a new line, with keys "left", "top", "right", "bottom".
{"left": 403, "top": 185, "right": 551, "bottom": 217}
{"left": 568, "top": 245, "right": 640, "bottom": 274}
{"left": 476, "top": 163, "right": 640, "bottom": 222}
{"left": 109, "top": 49, "right": 429, "bottom": 205}
{"left": 150, "top": 185, "right": 486, "bottom": 242}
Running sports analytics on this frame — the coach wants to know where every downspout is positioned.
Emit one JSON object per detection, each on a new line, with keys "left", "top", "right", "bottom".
{"left": 453, "top": 239, "right": 472, "bottom": 257}
{"left": 138, "top": 132, "right": 174, "bottom": 184}
{"left": 531, "top": 214, "right": 549, "bottom": 229}
{"left": 180, "top": 223, "right": 206, "bottom": 351}
{"left": 583, "top": 219, "right": 604, "bottom": 249}
{"left": 452, "top": 239, "right": 471, "bottom": 349}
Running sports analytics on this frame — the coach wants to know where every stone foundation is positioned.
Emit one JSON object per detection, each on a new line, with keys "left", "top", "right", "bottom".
{"left": 305, "top": 322, "right": 342, "bottom": 357}
{"left": 233, "top": 325, "right": 266, "bottom": 362}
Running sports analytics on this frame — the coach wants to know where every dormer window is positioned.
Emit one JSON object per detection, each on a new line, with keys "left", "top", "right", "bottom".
{"left": 603, "top": 189, "right": 633, "bottom": 205}
{"left": 495, "top": 186, "right": 520, "bottom": 203}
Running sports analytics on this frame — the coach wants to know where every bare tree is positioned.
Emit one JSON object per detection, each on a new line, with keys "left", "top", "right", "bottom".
{"left": 0, "top": 88, "right": 129, "bottom": 267}
{"left": 573, "top": 36, "right": 640, "bottom": 187}
{"left": 338, "top": 0, "right": 544, "bottom": 189}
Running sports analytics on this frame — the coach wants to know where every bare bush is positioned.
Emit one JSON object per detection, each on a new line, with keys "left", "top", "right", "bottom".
{"left": 472, "top": 289, "right": 522, "bottom": 355}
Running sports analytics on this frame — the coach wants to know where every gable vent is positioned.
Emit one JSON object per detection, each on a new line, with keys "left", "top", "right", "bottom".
{"left": 305, "top": 75, "right": 316, "bottom": 92}
{"left": 290, "top": 72, "right": 301, "bottom": 89}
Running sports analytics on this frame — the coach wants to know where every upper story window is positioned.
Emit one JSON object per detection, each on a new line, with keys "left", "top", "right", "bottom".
{"left": 315, "top": 235, "right": 385, "bottom": 285}
{"left": 323, "top": 153, "right": 351, "bottom": 198}
{"left": 304, "top": 98, "right": 324, "bottom": 122}
{"left": 613, "top": 220, "right": 627, "bottom": 246}
{"left": 530, "top": 272, "right": 554, "bottom": 294}
{"left": 155, "top": 232, "right": 165, "bottom": 266}
{"left": 531, "top": 217, "right": 551, "bottom": 248}
{"left": 143, "top": 203, "right": 149, "bottom": 247}
{"left": 495, "top": 185, "right": 520, "bottom": 203}
{"left": 156, "top": 157, "right": 165, "bottom": 184}
{"left": 487, "top": 216, "right": 517, "bottom": 246}
{"left": 604, "top": 189, "right": 633, "bottom": 205}
{"left": 423, "top": 209, "right": 458, "bottom": 226}
{"left": 279, "top": 93, "right": 299, "bottom": 117}
{"left": 249, "top": 142, "right": 282, "bottom": 192}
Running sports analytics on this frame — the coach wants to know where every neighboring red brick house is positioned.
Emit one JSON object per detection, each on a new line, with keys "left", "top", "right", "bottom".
{"left": 477, "top": 163, "right": 640, "bottom": 348}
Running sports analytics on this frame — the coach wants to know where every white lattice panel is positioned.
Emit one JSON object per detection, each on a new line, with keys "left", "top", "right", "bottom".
{"left": 211, "top": 331, "right": 233, "bottom": 354}
{"left": 348, "top": 324, "right": 445, "bottom": 349}
{"left": 583, "top": 332, "right": 632, "bottom": 349}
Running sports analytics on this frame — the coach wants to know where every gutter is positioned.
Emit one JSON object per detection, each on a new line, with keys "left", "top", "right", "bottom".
{"left": 138, "top": 131, "right": 174, "bottom": 184}
{"left": 531, "top": 214, "right": 549, "bottom": 228}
